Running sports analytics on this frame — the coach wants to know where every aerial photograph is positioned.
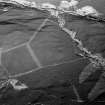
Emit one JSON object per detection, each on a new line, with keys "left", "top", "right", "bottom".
{"left": 0, "top": 0, "right": 105, "bottom": 105}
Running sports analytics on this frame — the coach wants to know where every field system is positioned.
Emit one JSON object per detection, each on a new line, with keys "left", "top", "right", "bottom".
{"left": 0, "top": 0, "right": 105, "bottom": 105}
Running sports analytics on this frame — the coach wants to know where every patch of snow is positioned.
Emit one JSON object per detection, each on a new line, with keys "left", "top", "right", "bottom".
{"left": 41, "top": 2, "right": 56, "bottom": 9}
{"left": 9, "top": 79, "right": 28, "bottom": 91}
{"left": 69, "top": 0, "right": 79, "bottom": 7}
{"left": 76, "top": 5, "right": 103, "bottom": 16}
{"left": 59, "top": 0, "right": 71, "bottom": 10}
{"left": 59, "top": 0, "right": 79, "bottom": 10}
{"left": 10, "top": 0, "right": 37, "bottom": 7}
